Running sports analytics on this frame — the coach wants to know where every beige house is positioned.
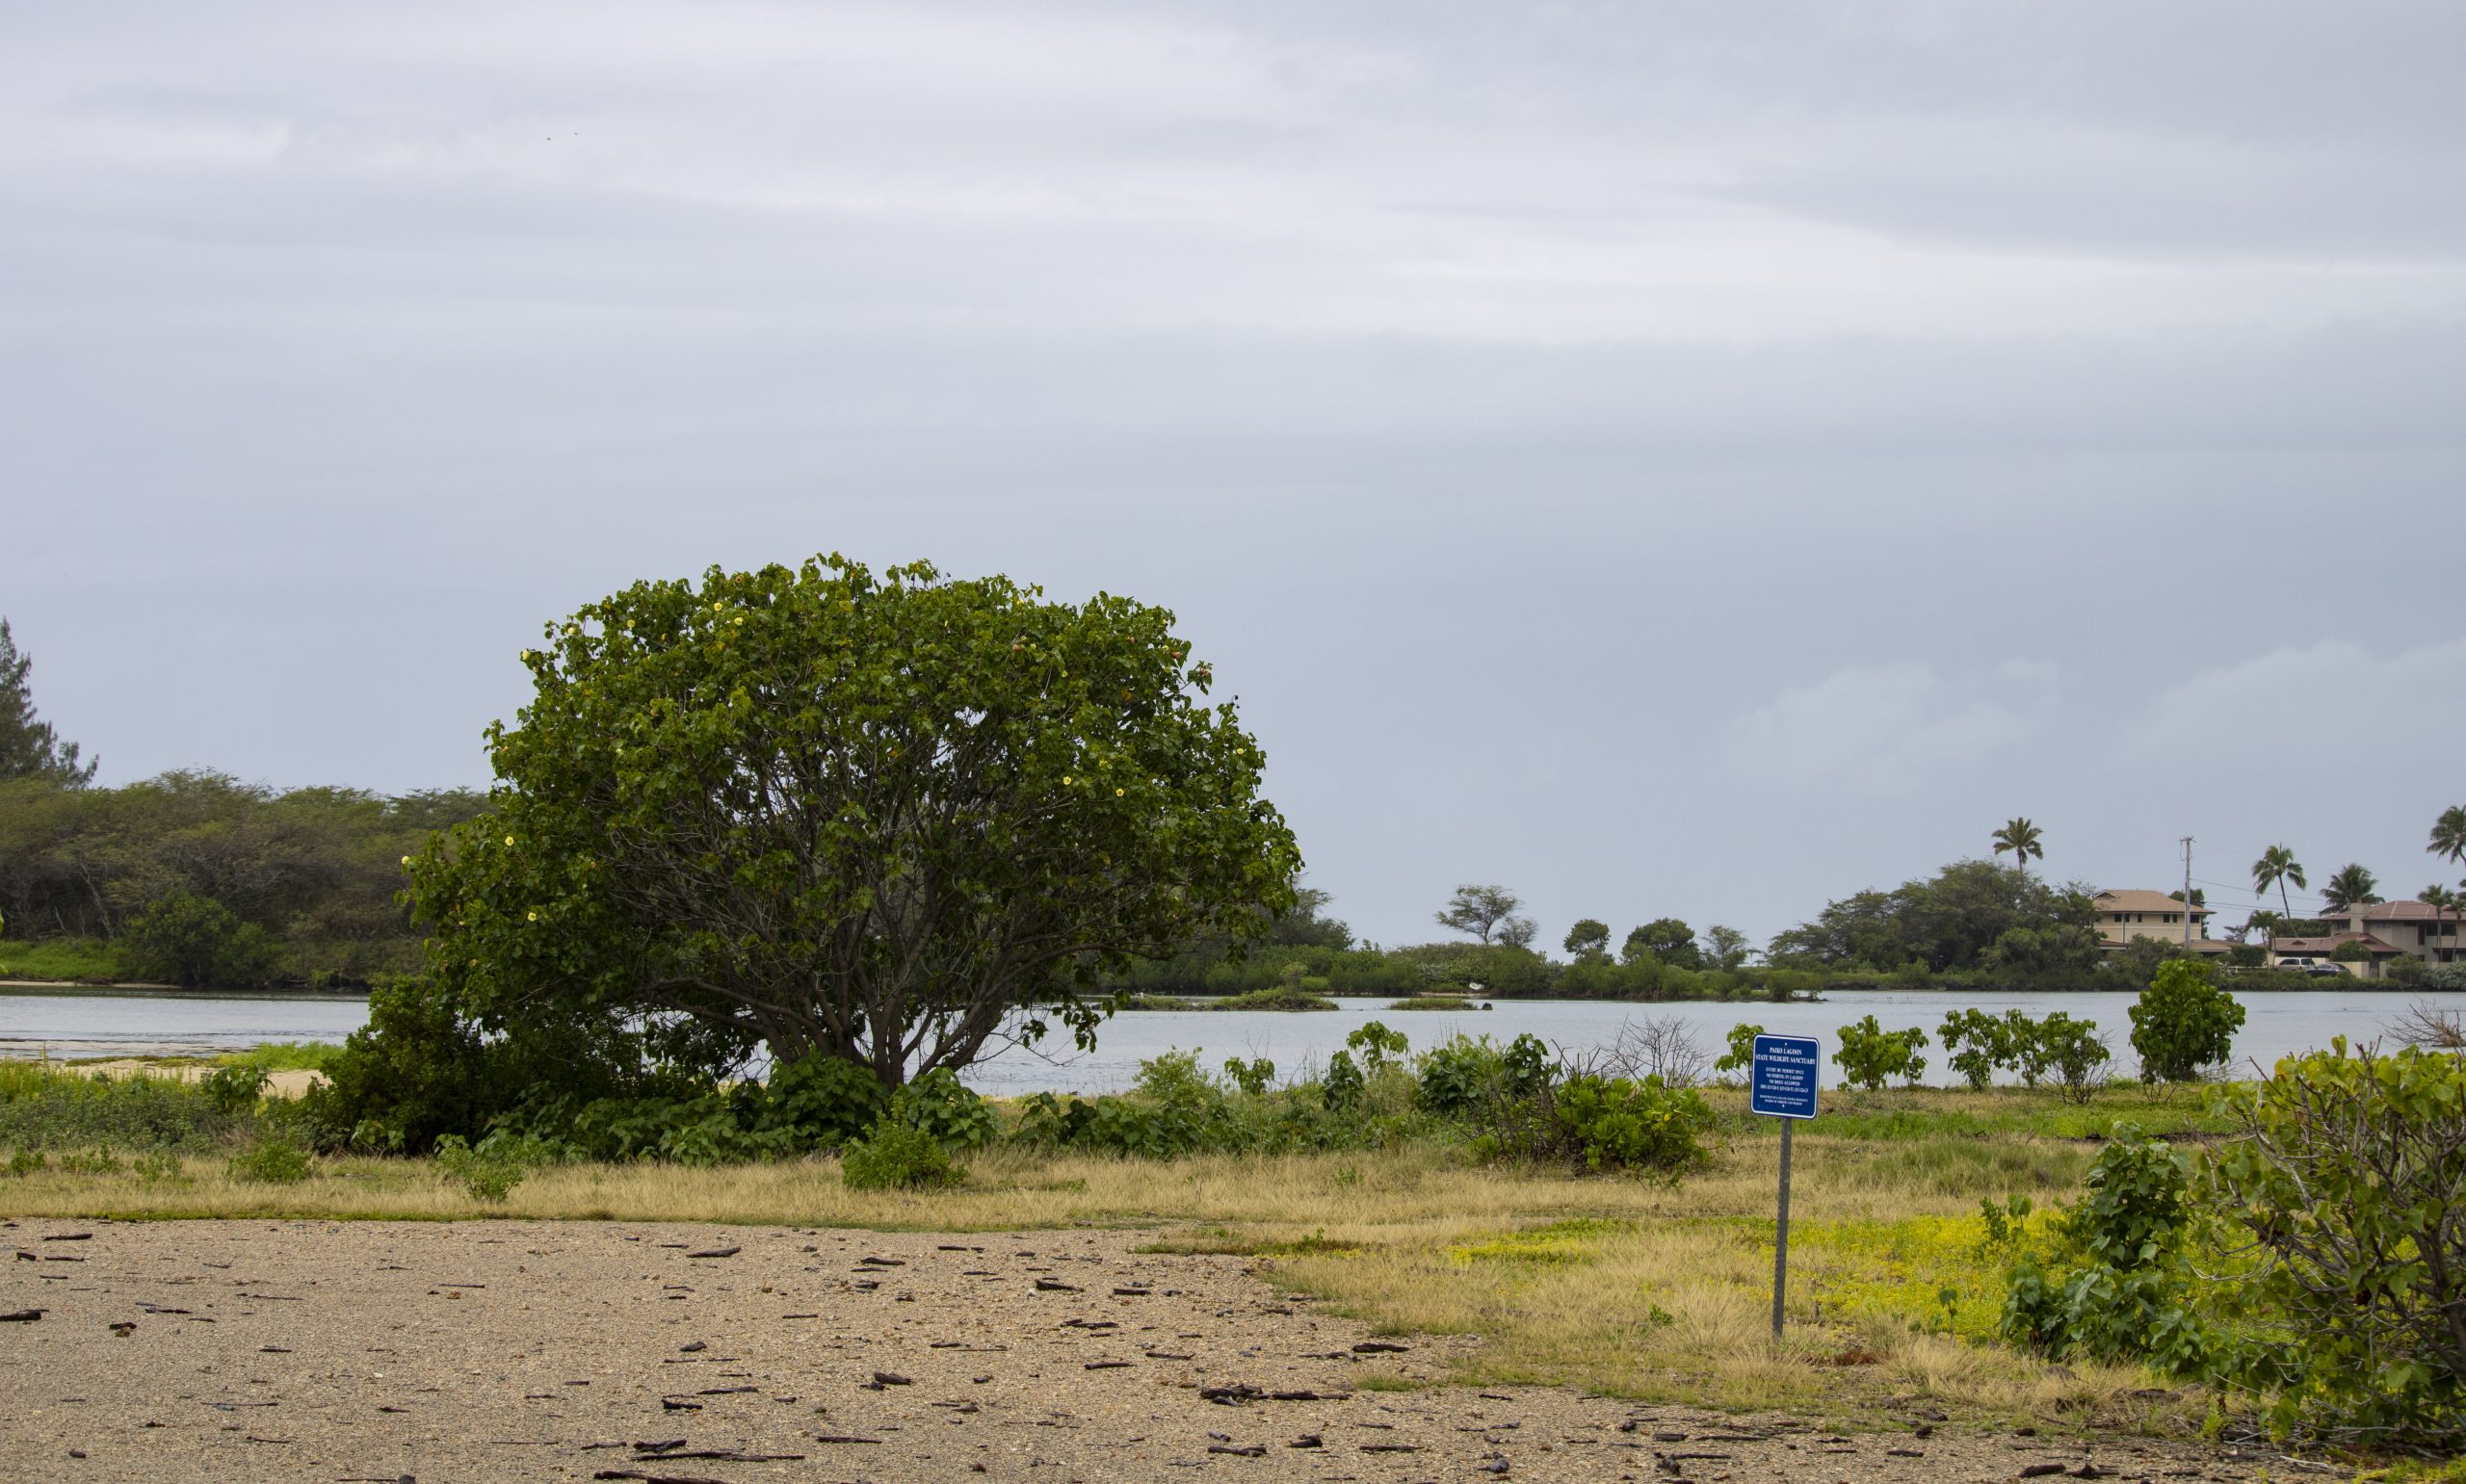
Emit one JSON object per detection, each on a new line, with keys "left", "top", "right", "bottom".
{"left": 2090, "top": 889, "right": 2215, "bottom": 951}
{"left": 2315, "top": 899, "right": 2464, "bottom": 964}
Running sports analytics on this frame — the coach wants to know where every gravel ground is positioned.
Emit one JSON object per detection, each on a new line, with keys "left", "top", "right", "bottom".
{"left": 1, "top": 1216, "right": 2287, "bottom": 1483}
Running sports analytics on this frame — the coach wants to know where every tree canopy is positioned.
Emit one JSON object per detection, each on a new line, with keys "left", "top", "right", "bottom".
{"left": 1765, "top": 858, "right": 2100, "bottom": 980}
{"left": 0, "top": 769, "right": 483, "bottom": 981}
{"left": 1435, "top": 884, "right": 1529, "bottom": 947}
{"left": 0, "top": 618, "right": 94, "bottom": 785}
{"left": 1622, "top": 918, "right": 1702, "bottom": 969}
{"left": 407, "top": 556, "right": 1300, "bottom": 1086}
{"left": 1561, "top": 918, "right": 1610, "bottom": 960}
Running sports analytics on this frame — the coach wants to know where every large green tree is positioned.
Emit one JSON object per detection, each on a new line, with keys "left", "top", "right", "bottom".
{"left": 2252, "top": 844, "right": 2307, "bottom": 919}
{"left": 1623, "top": 917, "right": 1702, "bottom": 969}
{"left": 407, "top": 556, "right": 1300, "bottom": 1087}
{"left": 0, "top": 618, "right": 95, "bottom": 785}
{"left": 1561, "top": 918, "right": 1611, "bottom": 961}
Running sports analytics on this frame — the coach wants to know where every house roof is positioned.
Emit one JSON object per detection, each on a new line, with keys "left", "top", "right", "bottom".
{"left": 2090, "top": 889, "right": 2213, "bottom": 916}
{"left": 2269, "top": 931, "right": 2404, "bottom": 956}
{"left": 2326, "top": 898, "right": 2449, "bottom": 922}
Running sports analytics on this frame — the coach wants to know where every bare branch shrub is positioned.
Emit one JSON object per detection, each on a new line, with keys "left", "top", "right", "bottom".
{"left": 1598, "top": 1016, "right": 1709, "bottom": 1088}
{"left": 2392, "top": 999, "right": 2466, "bottom": 1051}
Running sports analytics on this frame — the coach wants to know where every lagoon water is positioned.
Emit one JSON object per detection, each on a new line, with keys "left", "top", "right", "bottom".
{"left": 5, "top": 984, "right": 2459, "bottom": 1090}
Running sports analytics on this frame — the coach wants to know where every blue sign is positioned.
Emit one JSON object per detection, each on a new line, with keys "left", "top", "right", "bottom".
{"left": 1749, "top": 1034, "right": 1821, "bottom": 1119}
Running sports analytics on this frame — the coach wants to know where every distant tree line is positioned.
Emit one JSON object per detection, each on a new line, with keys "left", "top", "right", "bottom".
{"left": 0, "top": 769, "right": 485, "bottom": 987}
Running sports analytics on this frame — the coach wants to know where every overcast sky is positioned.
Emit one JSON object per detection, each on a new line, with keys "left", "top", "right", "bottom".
{"left": 5, "top": 1, "right": 2462, "bottom": 949}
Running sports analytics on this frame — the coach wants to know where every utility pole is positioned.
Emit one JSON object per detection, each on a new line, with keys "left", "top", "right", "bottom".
{"left": 2182, "top": 836, "right": 2195, "bottom": 946}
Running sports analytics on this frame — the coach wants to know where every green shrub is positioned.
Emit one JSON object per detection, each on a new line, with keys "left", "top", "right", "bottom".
{"left": 1215, "top": 986, "right": 1339, "bottom": 1011}
{"left": 118, "top": 891, "right": 284, "bottom": 988}
{"left": 884, "top": 1067, "right": 999, "bottom": 1151}
{"left": 841, "top": 1119, "right": 962, "bottom": 1190}
{"left": 2034, "top": 1014, "right": 2112, "bottom": 1104}
{"left": 1938, "top": 1009, "right": 2012, "bottom": 1090}
{"left": 1713, "top": 1023, "right": 1763, "bottom": 1080}
{"left": 1998, "top": 1126, "right": 2219, "bottom": 1379}
{"left": 0, "top": 937, "right": 122, "bottom": 982}
{"left": 226, "top": 1132, "right": 312, "bottom": 1184}
{"left": 2212, "top": 1041, "right": 2466, "bottom": 1445}
{"left": 432, "top": 1131, "right": 555, "bottom": 1202}
{"left": 761, "top": 1052, "right": 891, "bottom": 1147}
{"left": 1833, "top": 1016, "right": 1928, "bottom": 1089}
{"left": 202, "top": 1064, "right": 269, "bottom": 1115}
{"left": 1548, "top": 1074, "right": 1714, "bottom": 1175}
{"left": 2130, "top": 959, "right": 2245, "bottom": 1081}
{"left": 0, "top": 1063, "right": 248, "bottom": 1152}
{"left": 1321, "top": 1050, "right": 1364, "bottom": 1110}
{"left": 1220, "top": 1056, "right": 1275, "bottom": 1096}
{"left": 305, "top": 978, "right": 649, "bottom": 1154}
{"left": 131, "top": 1150, "right": 187, "bottom": 1185}
{"left": 1346, "top": 1021, "right": 1409, "bottom": 1074}
{"left": 7, "top": 1147, "right": 46, "bottom": 1177}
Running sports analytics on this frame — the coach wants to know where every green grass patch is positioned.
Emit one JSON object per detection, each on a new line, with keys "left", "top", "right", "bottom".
{"left": 219, "top": 1041, "right": 344, "bottom": 1074}
{"left": 0, "top": 938, "right": 124, "bottom": 982}
{"left": 0, "top": 1061, "right": 255, "bottom": 1152}
{"left": 1706, "top": 1083, "right": 2231, "bottom": 1141}
{"left": 1212, "top": 987, "right": 1339, "bottom": 1011}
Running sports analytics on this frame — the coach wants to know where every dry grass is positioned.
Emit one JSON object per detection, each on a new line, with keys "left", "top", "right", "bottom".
{"left": 0, "top": 1127, "right": 2191, "bottom": 1429}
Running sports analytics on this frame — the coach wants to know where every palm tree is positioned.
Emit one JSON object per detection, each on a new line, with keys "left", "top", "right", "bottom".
{"left": 2432, "top": 806, "right": 2466, "bottom": 870}
{"left": 2423, "top": 885, "right": 2460, "bottom": 965}
{"left": 1991, "top": 818, "right": 2045, "bottom": 879}
{"left": 2321, "top": 863, "right": 2382, "bottom": 916}
{"left": 2252, "top": 845, "right": 2306, "bottom": 920}
{"left": 2243, "top": 908, "right": 2282, "bottom": 947}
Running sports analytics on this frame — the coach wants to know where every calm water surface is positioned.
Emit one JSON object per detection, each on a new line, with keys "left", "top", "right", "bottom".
{"left": 4, "top": 985, "right": 2457, "bottom": 1090}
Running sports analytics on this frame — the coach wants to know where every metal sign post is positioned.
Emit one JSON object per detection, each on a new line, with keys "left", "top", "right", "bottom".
{"left": 1749, "top": 1033, "right": 1821, "bottom": 1344}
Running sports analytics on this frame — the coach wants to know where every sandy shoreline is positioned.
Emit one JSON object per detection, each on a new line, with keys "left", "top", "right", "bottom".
{"left": 0, "top": 1216, "right": 2282, "bottom": 1483}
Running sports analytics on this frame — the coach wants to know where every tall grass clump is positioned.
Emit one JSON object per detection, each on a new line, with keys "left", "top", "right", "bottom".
{"left": 0, "top": 1061, "right": 255, "bottom": 1152}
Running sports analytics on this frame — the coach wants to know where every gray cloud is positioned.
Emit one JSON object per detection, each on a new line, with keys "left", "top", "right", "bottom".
{"left": 3, "top": 0, "right": 2462, "bottom": 948}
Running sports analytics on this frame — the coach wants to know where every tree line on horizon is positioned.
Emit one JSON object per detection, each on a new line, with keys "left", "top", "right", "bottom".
{"left": 5, "top": 609, "right": 2461, "bottom": 999}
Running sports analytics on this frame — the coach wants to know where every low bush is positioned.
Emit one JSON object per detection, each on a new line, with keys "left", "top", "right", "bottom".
{"left": 841, "top": 1120, "right": 962, "bottom": 1190}
{"left": 1213, "top": 986, "right": 1338, "bottom": 1011}
{"left": 1997, "top": 1125, "right": 2219, "bottom": 1380}
{"left": 1834, "top": 1016, "right": 1928, "bottom": 1089}
{"left": 1414, "top": 1033, "right": 1549, "bottom": 1119}
{"left": 1939, "top": 1009, "right": 2013, "bottom": 1090}
{"left": 1548, "top": 1074, "right": 1714, "bottom": 1175}
{"left": 0, "top": 1063, "right": 249, "bottom": 1151}
{"left": 433, "top": 1133, "right": 524, "bottom": 1202}
{"left": 1712, "top": 1023, "right": 1762, "bottom": 1080}
{"left": 2033, "top": 1014, "right": 2112, "bottom": 1104}
{"left": 881, "top": 1067, "right": 999, "bottom": 1151}
{"left": 226, "top": 1131, "right": 313, "bottom": 1184}
{"left": 2211, "top": 1041, "right": 2466, "bottom": 1446}
{"left": 0, "top": 937, "right": 122, "bottom": 982}
{"left": 2130, "top": 959, "right": 2245, "bottom": 1081}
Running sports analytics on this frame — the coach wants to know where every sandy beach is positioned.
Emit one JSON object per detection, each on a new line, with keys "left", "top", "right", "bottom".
{"left": 0, "top": 1215, "right": 2281, "bottom": 1483}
